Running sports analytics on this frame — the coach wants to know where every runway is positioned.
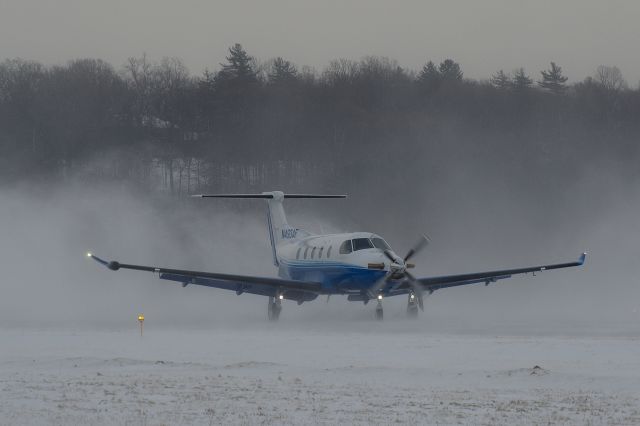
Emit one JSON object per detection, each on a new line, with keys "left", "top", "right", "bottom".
{"left": 2, "top": 324, "right": 639, "bottom": 425}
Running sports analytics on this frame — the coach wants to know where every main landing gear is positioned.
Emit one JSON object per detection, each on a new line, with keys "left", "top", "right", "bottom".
{"left": 375, "top": 295, "right": 384, "bottom": 321}
{"left": 268, "top": 295, "right": 282, "bottom": 321}
{"left": 372, "top": 293, "right": 420, "bottom": 320}
{"left": 407, "top": 292, "right": 419, "bottom": 318}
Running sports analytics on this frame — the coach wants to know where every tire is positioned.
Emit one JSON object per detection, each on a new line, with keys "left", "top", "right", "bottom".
{"left": 375, "top": 305, "right": 383, "bottom": 321}
{"left": 407, "top": 304, "right": 419, "bottom": 318}
{"left": 268, "top": 297, "right": 281, "bottom": 321}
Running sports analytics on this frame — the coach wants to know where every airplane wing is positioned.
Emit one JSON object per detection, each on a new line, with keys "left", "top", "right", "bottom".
{"left": 87, "top": 254, "right": 321, "bottom": 302}
{"left": 410, "top": 252, "right": 586, "bottom": 293}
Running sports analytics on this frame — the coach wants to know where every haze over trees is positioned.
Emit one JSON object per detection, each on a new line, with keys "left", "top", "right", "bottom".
{"left": 0, "top": 44, "right": 638, "bottom": 204}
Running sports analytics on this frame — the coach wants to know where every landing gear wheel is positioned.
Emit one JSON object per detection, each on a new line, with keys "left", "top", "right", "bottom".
{"left": 375, "top": 301, "right": 384, "bottom": 321}
{"left": 407, "top": 294, "right": 419, "bottom": 318}
{"left": 407, "top": 304, "right": 419, "bottom": 318}
{"left": 268, "top": 296, "right": 282, "bottom": 321}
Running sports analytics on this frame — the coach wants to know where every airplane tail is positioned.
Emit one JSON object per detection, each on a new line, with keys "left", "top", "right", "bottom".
{"left": 192, "top": 191, "right": 347, "bottom": 266}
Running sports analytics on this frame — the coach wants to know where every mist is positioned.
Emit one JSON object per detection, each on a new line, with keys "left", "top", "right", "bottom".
{"left": 1, "top": 39, "right": 639, "bottom": 335}
{"left": 1, "top": 164, "right": 638, "bottom": 334}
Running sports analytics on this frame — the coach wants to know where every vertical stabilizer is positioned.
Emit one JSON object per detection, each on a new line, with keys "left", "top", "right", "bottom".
{"left": 263, "top": 191, "right": 301, "bottom": 266}
{"left": 265, "top": 191, "right": 295, "bottom": 239}
{"left": 192, "top": 191, "right": 347, "bottom": 267}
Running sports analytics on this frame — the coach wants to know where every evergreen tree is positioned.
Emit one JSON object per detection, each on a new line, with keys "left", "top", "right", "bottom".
{"left": 490, "top": 70, "right": 511, "bottom": 90}
{"left": 438, "top": 59, "right": 463, "bottom": 81}
{"left": 216, "top": 43, "right": 257, "bottom": 86}
{"left": 512, "top": 68, "right": 533, "bottom": 92}
{"left": 211, "top": 44, "right": 261, "bottom": 129}
{"left": 268, "top": 57, "right": 298, "bottom": 85}
{"left": 417, "top": 60, "right": 440, "bottom": 88}
{"left": 538, "top": 62, "right": 568, "bottom": 94}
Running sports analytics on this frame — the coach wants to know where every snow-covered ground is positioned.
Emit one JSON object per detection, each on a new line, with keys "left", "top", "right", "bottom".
{"left": 1, "top": 323, "right": 639, "bottom": 425}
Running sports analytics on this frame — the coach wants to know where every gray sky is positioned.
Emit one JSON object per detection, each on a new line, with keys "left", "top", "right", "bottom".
{"left": 1, "top": 0, "right": 639, "bottom": 83}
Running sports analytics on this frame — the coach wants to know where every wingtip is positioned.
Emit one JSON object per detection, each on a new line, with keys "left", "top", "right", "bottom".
{"left": 579, "top": 252, "right": 587, "bottom": 265}
{"left": 87, "top": 252, "right": 109, "bottom": 267}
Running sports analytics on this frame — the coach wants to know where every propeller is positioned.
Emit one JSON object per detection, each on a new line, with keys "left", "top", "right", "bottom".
{"left": 367, "top": 235, "right": 430, "bottom": 310}
{"left": 404, "top": 270, "right": 424, "bottom": 311}
{"left": 404, "top": 234, "right": 430, "bottom": 263}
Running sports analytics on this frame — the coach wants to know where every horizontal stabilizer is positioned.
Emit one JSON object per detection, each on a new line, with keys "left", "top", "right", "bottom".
{"left": 191, "top": 193, "right": 347, "bottom": 199}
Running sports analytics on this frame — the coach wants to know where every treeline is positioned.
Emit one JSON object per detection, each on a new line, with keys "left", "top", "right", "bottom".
{"left": 1, "top": 44, "right": 639, "bottom": 195}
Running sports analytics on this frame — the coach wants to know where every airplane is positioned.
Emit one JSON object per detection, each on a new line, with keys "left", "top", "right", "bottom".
{"left": 88, "top": 191, "right": 587, "bottom": 321}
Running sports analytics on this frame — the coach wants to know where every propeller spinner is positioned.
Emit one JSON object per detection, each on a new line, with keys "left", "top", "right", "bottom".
{"left": 368, "top": 235, "right": 430, "bottom": 310}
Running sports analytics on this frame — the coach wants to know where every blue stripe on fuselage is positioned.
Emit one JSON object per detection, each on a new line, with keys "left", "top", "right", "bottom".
{"left": 278, "top": 258, "right": 386, "bottom": 292}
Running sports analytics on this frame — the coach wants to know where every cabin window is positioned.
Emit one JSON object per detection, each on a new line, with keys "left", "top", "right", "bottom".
{"left": 311, "top": 247, "right": 316, "bottom": 259}
{"left": 327, "top": 246, "right": 332, "bottom": 258}
{"left": 339, "top": 240, "right": 352, "bottom": 254}
{"left": 319, "top": 247, "right": 324, "bottom": 258}
{"left": 304, "top": 247, "right": 309, "bottom": 259}
{"left": 296, "top": 247, "right": 301, "bottom": 259}
{"left": 371, "top": 237, "right": 390, "bottom": 251}
{"left": 352, "top": 238, "right": 374, "bottom": 251}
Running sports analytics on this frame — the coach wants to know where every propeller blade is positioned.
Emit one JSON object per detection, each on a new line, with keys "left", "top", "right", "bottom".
{"left": 405, "top": 271, "right": 424, "bottom": 311}
{"left": 383, "top": 249, "right": 396, "bottom": 263}
{"left": 367, "top": 273, "right": 391, "bottom": 299}
{"left": 368, "top": 250, "right": 400, "bottom": 298}
{"left": 404, "top": 234, "right": 431, "bottom": 263}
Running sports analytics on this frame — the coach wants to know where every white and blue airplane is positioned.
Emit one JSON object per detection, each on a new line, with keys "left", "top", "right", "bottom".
{"left": 88, "top": 191, "right": 586, "bottom": 320}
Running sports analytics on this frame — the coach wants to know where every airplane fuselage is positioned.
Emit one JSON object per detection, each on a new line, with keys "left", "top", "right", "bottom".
{"left": 276, "top": 232, "right": 400, "bottom": 295}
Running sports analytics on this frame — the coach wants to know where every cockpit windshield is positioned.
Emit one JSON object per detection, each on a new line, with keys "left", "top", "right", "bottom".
{"left": 352, "top": 238, "right": 374, "bottom": 251}
{"left": 371, "top": 237, "right": 391, "bottom": 251}
{"left": 338, "top": 236, "right": 391, "bottom": 254}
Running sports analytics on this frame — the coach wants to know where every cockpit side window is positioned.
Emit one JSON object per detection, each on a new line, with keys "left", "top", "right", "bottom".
{"left": 352, "top": 238, "right": 374, "bottom": 251}
{"left": 304, "top": 247, "right": 309, "bottom": 259}
{"left": 371, "top": 237, "right": 391, "bottom": 251}
{"left": 311, "top": 247, "right": 316, "bottom": 259}
{"left": 339, "top": 240, "right": 352, "bottom": 254}
{"left": 319, "top": 247, "right": 324, "bottom": 258}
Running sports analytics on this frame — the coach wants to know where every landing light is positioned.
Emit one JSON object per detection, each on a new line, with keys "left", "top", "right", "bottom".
{"left": 279, "top": 294, "right": 284, "bottom": 300}
{"left": 377, "top": 294, "right": 383, "bottom": 300}
{"left": 410, "top": 294, "right": 415, "bottom": 300}
{"left": 86, "top": 252, "right": 92, "bottom": 258}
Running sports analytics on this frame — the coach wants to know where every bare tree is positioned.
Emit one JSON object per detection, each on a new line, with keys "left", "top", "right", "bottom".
{"left": 594, "top": 65, "right": 627, "bottom": 91}
{"left": 123, "top": 54, "right": 154, "bottom": 126}
{"left": 151, "top": 56, "right": 191, "bottom": 125}
{"left": 322, "top": 58, "right": 360, "bottom": 86}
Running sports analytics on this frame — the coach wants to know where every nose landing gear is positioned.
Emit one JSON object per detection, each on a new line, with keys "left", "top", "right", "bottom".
{"left": 407, "top": 292, "right": 419, "bottom": 318}
{"left": 268, "top": 295, "right": 282, "bottom": 321}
